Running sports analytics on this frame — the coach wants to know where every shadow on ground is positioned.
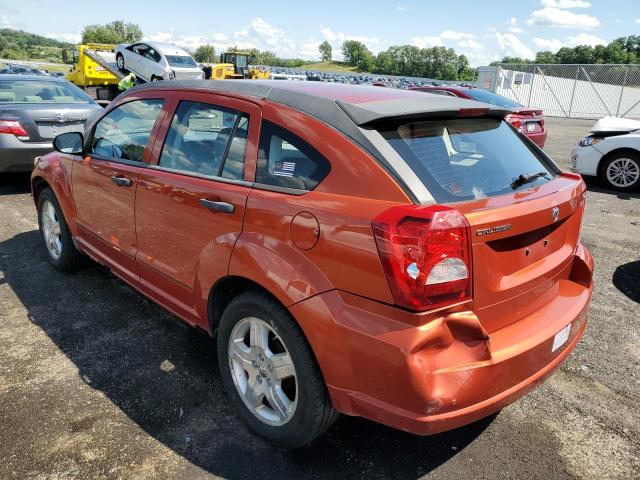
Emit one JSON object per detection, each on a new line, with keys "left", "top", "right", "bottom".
{"left": 613, "top": 260, "right": 640, "bottom": 304}
{"left": 583, "top": 176, "right": 640, "bottom": 200}
{"left": 0, "top": 172, "right": 31, "bottom": 195}
{"left": 0, "top": 229, "right": 495, "bottom": 479}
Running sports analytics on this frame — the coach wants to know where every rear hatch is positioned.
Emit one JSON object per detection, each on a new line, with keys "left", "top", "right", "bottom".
{"left": 458, "top": 176, "right": 584, "bottom": 332}
{"left": 376, "top": 114, "right": 585, "bottom": 332}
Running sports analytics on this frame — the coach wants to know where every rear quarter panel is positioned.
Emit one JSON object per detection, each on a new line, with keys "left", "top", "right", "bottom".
{"left": 230, "top": 102, "right": 412, "bottom": 307}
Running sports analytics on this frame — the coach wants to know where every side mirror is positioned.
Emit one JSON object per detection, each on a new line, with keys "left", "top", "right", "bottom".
{"left": 53, "top": 131, "right": 84, "bottom": 155}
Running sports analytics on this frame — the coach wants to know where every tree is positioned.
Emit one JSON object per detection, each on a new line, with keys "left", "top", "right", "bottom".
{"left": 319, "top": 40, "right": 332, "bottom": 62}
{"left": 81, "top": 21, "right": 143, "bottom": 45}
{"left": 342, "top": 40, "right": 371, "bottom": 66}
{"left": 193, "top": 44, "right": 216, "bottom": 63}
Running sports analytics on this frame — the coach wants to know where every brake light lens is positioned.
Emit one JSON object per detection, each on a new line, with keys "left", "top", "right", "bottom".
{"left": 505, "top": 114, "right": 524, "bottom": 130}
{"left": 372, "top": 205, "right": 472, "bottom": 312}
{"left": 0, "top": 119, "right": 28, "bottom": 138}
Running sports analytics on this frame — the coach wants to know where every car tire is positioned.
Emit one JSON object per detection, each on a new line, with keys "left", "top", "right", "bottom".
{"left": 37, "top": 188, "right": 85, "bottom": 272}
{"left": 217, "top": 291, "right": 339, "bottom": 448}
{"left": 116, "top": 53, "right": 125, "bottom": 71}
{"left": 150, "top": 75, "right": 161, "bottom": 82}
{"left": 599, "top": 151, "right": 640, "bottom": 191}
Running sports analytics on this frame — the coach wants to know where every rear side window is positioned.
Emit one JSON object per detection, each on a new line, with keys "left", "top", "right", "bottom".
{"left": 379, "top": 118, "right": 556, "bottom": 203}
{"left": 91, "top": 99, "right": 164, "bottom": 163}
{"left": 159, "top": 100, "right": 248, "bottom": 179}
{"left": 256, "top": 120, "right": 330, "bottom": 191}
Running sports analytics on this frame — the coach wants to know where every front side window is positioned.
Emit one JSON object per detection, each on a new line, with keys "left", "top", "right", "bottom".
{"left": 159, "top": 100, "right": 248, "bottom": 179}
{"left": 256, "top": 121, "right": 330, "bottom": 191}
{"left": 379, "top": 118, "right": 556, "bottom": 203}
{"left": 91, "top": 99, "right": 164, "bottom": 162}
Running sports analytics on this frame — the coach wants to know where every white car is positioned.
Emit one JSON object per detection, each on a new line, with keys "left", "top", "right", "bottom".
{"left": 571, "top": 117, "right": 640, "bottom": 191}
{"left": 115, "top": 42, "right": 204, "bottom": 82}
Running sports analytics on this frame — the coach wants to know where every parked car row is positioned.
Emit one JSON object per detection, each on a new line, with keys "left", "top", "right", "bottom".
{"left": 28, "top": 79, "right": 593, "bottom": 448}
{"left": 0, "top": 64, "right": 66, "bottom": 77}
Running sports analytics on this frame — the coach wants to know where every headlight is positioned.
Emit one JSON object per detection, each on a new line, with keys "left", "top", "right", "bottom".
{"left": 578, "top": 136, "right": 603, "bottom": 147}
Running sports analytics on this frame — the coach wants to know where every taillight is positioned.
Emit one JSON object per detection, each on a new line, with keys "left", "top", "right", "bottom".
{"left": 0, "top": 119, "right": 29, "bottom": 138}
{"left": 505, "top": 114, "right": 524, "bottom": 130}
{"left": 372, "top": 205, "right": 472, "bottom": 312}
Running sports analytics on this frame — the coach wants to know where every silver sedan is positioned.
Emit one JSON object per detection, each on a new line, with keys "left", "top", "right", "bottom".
{"left": 115, "top": 41, "right": 204, "bottom": 82}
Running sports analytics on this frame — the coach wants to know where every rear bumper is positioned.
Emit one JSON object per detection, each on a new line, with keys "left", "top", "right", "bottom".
{"left": 526, "top": 129, "right": 547, "bottom": 148}
{"left": 290, "top": 244, "right": 593, "bottom": 435}
{"left": 0, "top": 138, "right": 53, "bottom": 173}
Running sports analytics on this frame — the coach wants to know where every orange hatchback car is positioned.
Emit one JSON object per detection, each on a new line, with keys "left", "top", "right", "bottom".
{"left": 31, "top": 81, "right": 593, "bottom": 448}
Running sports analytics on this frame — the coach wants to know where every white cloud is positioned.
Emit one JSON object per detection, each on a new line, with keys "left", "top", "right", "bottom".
{"left": 396, "top": 6, "right": 407, "bottom": 11}
{"left": 533, "top": 37, "right": 564, "bottom": 51}
{"left": 495, "top": 32, "right": 535, "bottom": 59}
{"left": 506, "top": 17, "right": 524, "bottom": 33}
{"left": 541, "top": 0, "right": 591, "bottom": 8}
{"left": 635, "top": 18, "right": 640, "bottom": 24}
{"left": 45, "top": 32, "right": 81, "bottom": 44}
{"left": 410, "top": 36, "right": 443, "bottom": 48}
{"left": 533, "top": 32, "right": 606, "bottom": 52}
{"left": 234, "top": 17, "right": 285, "bottom": 48}
{"left": 527, "top": 7, "right": 600, "bottom": 28}
{"left": 410, "top": 31, "right": 491, "bottom": 66}
{"left": 441, "top": 30, "right": 474, "bottom": 41}
{"left": 567, "top": 33, "right": 606, "bottom": 47}
{"left": 527, "top": 7, "right": 600, "bottom": 29}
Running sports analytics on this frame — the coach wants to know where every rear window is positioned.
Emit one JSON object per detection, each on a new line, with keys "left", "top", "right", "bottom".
{"left": 379, "top": 118, "right": 556, "bottom": 203}
{"left": 0, "top": 79, "right": 93, "bottom": 104}
{"left": 464, "top": 89, "right": 521, "bottom": 109}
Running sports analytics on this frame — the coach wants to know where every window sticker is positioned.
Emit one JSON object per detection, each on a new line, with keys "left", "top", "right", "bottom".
{"left": 273, "top": 161, "right": 296, "bottom": 177}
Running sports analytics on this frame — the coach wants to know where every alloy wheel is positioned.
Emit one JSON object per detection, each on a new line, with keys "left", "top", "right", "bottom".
{"left": 228, "top": 317, "right": 297, "bottom": 426}
{"left": 606, "top": 157, "right": 639, "bottom": 188}
{"left": 41, "top": 200, "right": 62, "bottom": 260}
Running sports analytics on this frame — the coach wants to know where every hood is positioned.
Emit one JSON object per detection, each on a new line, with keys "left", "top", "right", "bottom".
{"left": 590, "top": 116, "right": 640, "bottom": 135}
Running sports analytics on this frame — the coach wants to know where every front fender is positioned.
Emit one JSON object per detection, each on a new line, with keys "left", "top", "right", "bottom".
{"left": 31, "top": 152, "right": 77, "bottom": 237}
{"left": 228, "top": 232, "right": 334, "bottom": 307}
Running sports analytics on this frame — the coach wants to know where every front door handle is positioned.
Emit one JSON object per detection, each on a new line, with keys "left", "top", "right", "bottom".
{"left": 199, "top": 198, "right": 235, "bottom": 213}
{"left": 111, "top": 175, "right": 132, "bottom": 187}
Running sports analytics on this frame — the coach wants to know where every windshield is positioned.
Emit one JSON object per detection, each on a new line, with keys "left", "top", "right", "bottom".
{"left": 165, "top": 55, "right": 198, "bottom": 68}
{"left": 465, "top": 89, "right": 521, "bottom": 109}
{"left": 0, "top": 79, "right": 93, "bottom": 104}
{"left": 379, "top": 118, "right": 556, "bottom": 203}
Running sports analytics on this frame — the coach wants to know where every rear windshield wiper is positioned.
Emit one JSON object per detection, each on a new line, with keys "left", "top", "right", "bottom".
{"left": 510, "top": 171, "right": 550, "bottom": 190}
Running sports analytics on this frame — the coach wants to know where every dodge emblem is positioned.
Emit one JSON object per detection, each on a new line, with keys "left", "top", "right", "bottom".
{"left": 552, "top": 206, "right": 559, "bottom": 222}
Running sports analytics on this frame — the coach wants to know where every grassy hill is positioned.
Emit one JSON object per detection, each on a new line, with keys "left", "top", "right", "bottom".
{"left": 298, "top": 61, "right": 359, "bottom": 73}
{"left": 0, "top": 29, "right": 73, "bottom": 63}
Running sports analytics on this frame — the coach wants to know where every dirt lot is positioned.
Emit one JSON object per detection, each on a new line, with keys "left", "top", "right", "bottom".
{"left": 0, "top": 117, "right": 639, "bottom": 479}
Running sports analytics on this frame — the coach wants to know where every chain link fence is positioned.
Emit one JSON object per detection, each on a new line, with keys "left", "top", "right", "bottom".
{"left": 477, "top": 64, "right": 640, "bottom": 119}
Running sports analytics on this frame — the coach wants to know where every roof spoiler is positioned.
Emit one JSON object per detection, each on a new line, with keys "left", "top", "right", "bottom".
{"left": 336, "top": 99, "right": 510, "bottom": 127}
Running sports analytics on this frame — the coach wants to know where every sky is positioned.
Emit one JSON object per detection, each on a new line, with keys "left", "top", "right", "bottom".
{"left": 1, "top": 0, "right": 639, "bottom": 66}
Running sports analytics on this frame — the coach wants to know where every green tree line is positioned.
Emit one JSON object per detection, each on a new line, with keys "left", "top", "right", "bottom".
{"left": 495, "top": 36, "right": 640, "bottom": 65}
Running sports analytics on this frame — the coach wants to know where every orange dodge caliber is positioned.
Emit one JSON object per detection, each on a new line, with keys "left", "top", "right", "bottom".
{"left": 32, "top": 80, "right": 593, "bottom": 448}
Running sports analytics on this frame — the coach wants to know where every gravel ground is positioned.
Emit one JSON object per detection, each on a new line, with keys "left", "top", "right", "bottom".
{"left": 0, "top": 117, "right": 638, "bottom": 479}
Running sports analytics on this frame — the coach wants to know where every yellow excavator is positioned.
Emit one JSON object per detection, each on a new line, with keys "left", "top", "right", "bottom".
{"left": 202, "top": 52, "right": 269, "bottom": 80}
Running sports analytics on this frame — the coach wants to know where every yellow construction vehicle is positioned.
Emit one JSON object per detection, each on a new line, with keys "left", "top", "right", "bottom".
{"left": 203, "top": 52, "right": 270, "bottom": 80}
{"left": 63, "top": 44, "right": 124, "bottom": 104}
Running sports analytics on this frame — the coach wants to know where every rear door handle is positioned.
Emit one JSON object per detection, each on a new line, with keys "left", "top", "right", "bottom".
{"left": 199, "top": 198, "right": 235, "bottom": 213}
{"left": 111, "top": 175, "right": 132, "bottom": 187}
